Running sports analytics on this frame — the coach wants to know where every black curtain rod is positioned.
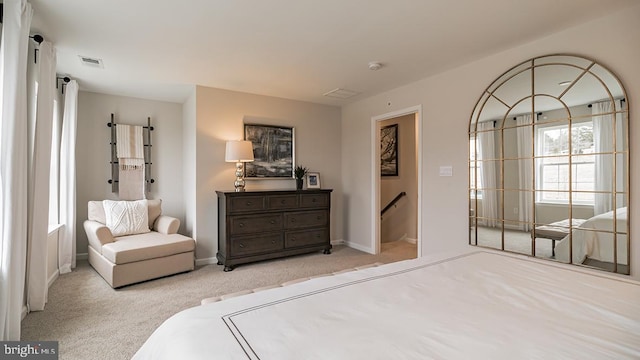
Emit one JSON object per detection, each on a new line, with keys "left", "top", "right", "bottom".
{"left": 587, "top": 98, "right": 625, "bottom": 108}
{"left": 30, "top": 34, "right": 44, "bottom": 44}
{"left": 29, "top": 34, "right": 44, "bottom": 63}
{"left": 56, "top": 76, "right": 72, "bottom": 94}
{"left": 512, "top": 112, "right": 542, "bottom": 120}
{"left": 28, "top": 31, "right": 76, "bottom": 91}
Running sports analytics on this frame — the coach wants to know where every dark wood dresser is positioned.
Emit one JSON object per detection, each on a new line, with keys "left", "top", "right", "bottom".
{"left": 216, "top": 189, "right": 332, "bottom": 271}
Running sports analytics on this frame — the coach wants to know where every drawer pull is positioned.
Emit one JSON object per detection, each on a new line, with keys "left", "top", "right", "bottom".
{"left": 317, "top": 216, "right": 321, "bottom": 220}
{"left": 281, "top": 199, "right": 286, "bottom": 204}
{"left": 291, "top": 237, "right": 296, "bottom": 241}
{"left": 271, "top": 240, "right": 276, "bottom": 244}
{"left": 239, "top": 243, "right": 245, "bottom": 248}
{"left": 316, "top": 234, "right": 321, "bottom": 238}
{"left": 239, "top": 223, "right": 245, "bottom": 228}
{"left": 291, "top": 218, "right": 296, "bottom": 223}
{"left": 246, "top": 201, "right": 252, "bottom": 206}
{"left": 270, "top": 220, "right": 275, "bottom": 225}
{"left": 312, "top": 198, "right": 317, "bottom": 202}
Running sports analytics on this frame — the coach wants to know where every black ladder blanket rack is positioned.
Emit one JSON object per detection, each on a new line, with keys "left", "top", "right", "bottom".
{"left": 107, "top": 113, "right": 155, "bottom": 193}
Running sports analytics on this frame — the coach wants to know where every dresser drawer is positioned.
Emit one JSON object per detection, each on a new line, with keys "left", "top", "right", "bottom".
{"left": 300, "top": 193, "right": 329, "bottom": 208}
{"left": 285, "top": 229, "right": 328, "bottom": 248}
{"left": 285, "top": 210, "right": 327, "bottom": 229}
{"left": 230, "top": 233, "right": 283, "bottom": 256}
{"left": 267, "top": 194, "right": 298, "bottom": 210}
{"left": 228, "top": 196, "right": 266, "bottom": 213}
{"left": 229, "top": 214, "right": 283, "bottom": 235}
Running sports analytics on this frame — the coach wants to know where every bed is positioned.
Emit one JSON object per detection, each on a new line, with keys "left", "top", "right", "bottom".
{"left": 133, "top": 250, "right": 639, "bottom": 359}
{"left": 554, "top": 207, "right": 628, "bottom": 266}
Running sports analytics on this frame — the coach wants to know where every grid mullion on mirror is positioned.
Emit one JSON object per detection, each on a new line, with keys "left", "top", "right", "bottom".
{"left": 469, "top": 54, "right": 629, "bottom": 274}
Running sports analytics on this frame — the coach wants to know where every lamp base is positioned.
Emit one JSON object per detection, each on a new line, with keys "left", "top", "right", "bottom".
{"left": 234, "top": 162, "right": 246, "bottom": 192}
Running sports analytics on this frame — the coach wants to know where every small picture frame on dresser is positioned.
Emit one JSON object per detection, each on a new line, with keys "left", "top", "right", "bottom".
{"left": 307, "top": 172, "right": 320, "bottom": 189}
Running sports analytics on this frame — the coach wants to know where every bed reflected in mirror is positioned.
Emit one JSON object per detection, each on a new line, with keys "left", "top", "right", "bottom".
{"left": 468, "top": 54, "right": 630, "bottom": 274}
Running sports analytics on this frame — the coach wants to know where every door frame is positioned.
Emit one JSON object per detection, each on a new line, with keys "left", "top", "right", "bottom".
{"left": 370, "top": 105, "right": 423, "bottom": 256}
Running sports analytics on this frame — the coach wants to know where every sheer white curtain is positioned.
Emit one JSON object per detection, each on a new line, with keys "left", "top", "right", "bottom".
{"left": 478, "top": 121, "right": 498, "bottom": 227}
{"left": 592, "top": 100, "right": 623, "bottom": 215}
{"left": 516, "top": 115, "right": 533, "bottom": 231}
{"left": 59, "top": 80, "right": 78, "bottom": 274}
{"left": 0, "top": 0, "right": 33, "bottom": 340}
{"left": 26, "top": 41, "right": 56, "bottom": 312}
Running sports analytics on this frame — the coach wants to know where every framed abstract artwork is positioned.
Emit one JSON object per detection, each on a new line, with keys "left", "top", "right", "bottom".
{"left": 244, "top": 124, "right": 295, "bottom": 178}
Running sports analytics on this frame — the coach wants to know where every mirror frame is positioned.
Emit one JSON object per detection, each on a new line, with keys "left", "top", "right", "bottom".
{"left": 468, "top": 54, "right": 630, "bottom": 274}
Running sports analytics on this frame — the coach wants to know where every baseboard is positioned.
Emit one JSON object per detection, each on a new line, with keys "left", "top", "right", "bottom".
{"left": 195, "top": 257, "right": 219, "bottom": 267}
{"left": 384, "top": 234, "right": 416, "bottom": 245}
{"left": 76, "top": 252, "right": 88, "bottom": 261}
{"left": 331, "top": 239, "right": 345, "bottom": 246}
{"left": 344, "top": 241, "right": 374, "bottom": 254}
{"left": 403, "top": 237, "right": 417, "bottom": 245}
{"left": 48, "top": 270, "right": 59, "bottom": 289}
{"left": 504, "top": 224, "right": 523, "bottom": 231}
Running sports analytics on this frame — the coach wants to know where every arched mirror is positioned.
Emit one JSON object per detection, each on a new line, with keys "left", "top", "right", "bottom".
{"left": 469, "top": 54, "right": 629, "bottom": 274}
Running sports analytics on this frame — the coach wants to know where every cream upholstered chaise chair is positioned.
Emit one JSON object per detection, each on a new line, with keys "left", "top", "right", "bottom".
{"left": 84, "top": 199, "right": 195, "bottom": 288}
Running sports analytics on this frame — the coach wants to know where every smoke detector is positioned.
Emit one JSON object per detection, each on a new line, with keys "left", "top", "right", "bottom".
{"left": 368, "top": 61, "right": 383, "bottom": 71}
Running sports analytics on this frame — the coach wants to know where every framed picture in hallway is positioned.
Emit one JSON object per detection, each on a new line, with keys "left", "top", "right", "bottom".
{"left": 244, "top": 124, "right": 295, "bottom": 178}
{"left": 380, "top": 124, "right": 398, "bottom": 176}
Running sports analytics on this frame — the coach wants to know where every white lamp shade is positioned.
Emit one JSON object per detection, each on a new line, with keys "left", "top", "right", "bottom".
{"left": 225, "top": 140, "right": 254, "bottom": 162}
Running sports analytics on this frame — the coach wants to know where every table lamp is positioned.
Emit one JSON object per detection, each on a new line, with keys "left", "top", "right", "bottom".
{"left": 225, "top": 140, "right": 254, "bottom": 192}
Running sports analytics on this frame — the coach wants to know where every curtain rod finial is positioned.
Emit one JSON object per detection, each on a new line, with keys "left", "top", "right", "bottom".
{"left": 30, "top": 34, "right": 44, "bottom": 44}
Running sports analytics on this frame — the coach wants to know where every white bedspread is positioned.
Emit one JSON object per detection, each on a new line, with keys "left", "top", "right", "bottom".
{"left": 554, "top": 207, "right": 628, "bottom": 265}
{"left": 133, "top": 251, "right": 640, "bottom": 360}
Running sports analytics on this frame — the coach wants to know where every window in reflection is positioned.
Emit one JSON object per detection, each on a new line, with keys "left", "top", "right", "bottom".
{"left": 469, "top": 138, "right": 482, "bottom": 198}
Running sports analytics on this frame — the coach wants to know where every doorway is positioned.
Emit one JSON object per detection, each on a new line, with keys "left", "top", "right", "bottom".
{"left": 371, "top": 106, "right": 422, "bottom": 257}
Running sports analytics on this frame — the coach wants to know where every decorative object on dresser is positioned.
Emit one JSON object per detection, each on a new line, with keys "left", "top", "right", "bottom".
{"left": 294, "top": 165, "right": 308, "bottom": 190}
{"left": 225, "top": 140, "right": 255, "bottom": 192}
{"left": 307, "top": 172, "right": 321, "bottom": 189}
{"left": 244, "top": 124, "right": 294, "bottom": 178}
{"left": 216, "top": 189, "right": 332, "bottom": 271}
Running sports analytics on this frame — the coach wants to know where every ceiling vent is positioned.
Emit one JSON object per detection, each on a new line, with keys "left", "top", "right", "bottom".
{"left": 323, "top": 88, "right": 360, "bottom": 99}
{"left": 79, "top": 55, "right": 104, "bottom": 68}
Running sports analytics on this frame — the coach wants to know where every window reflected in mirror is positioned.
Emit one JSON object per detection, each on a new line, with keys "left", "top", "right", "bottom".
{"left": 468, "top": 54, "right": 629, "bottom": 274}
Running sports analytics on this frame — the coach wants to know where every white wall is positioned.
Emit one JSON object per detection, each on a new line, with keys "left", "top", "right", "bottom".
{"left": 341, "top": 5, "right": 640, "bottom": 279}
{"left": 76, "top": 92, "right": 185, "bottom": 255}
{"left": 192, "top": 86, "right": 342, "bottom": 263}
{"left": 182, "top": 87, "right": 197, "bottom": 239}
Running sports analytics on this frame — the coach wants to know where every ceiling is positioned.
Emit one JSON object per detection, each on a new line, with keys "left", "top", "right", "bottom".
{"left": 28, "top": 0, "right": 637, "bottom": 106}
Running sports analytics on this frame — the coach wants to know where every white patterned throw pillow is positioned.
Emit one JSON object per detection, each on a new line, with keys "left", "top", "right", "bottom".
{"left": 103, "top": 200, "right": 150, "bottom": 237}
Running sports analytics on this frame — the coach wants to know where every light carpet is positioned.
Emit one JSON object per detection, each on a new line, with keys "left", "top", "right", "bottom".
{"left": 21, "top": 242, "right": 416, "bottom": 360}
